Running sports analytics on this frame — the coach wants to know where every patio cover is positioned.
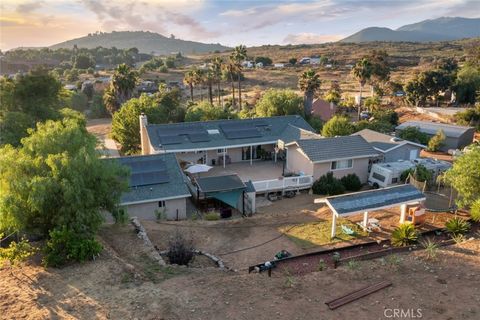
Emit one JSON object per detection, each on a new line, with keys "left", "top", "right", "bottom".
{"left": 196, "top": 174, "right": 246, "bottom": 209}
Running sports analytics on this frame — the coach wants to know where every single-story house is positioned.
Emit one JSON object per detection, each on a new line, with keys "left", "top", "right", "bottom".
{"left": 113, "top": 153, "right": 191, "bottom": 220}
{"left": 396, "top": 121, "right": 475, "bottom": 152}
{"left": 311, "top": 98, "right": 337, "bottom": 122}
{"left": 285, "top": 135, "right": 380, "bottom": 183}
{"left": 352, "top": 129, "right": 425, "bottom": 162}
{"left": 140, "top": 115, "right": 319, "bottom": 165}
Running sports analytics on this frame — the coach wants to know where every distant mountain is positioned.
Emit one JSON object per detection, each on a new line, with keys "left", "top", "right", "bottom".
{"left": 340, "top": 17, "right": 480, "bottom": 43}
{"left": 49, "top": 31, "right": 230, "bottom": 55}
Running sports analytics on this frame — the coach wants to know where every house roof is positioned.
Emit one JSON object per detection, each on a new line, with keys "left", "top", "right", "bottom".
{"left": 196, "top": 174, "right": 246, "bottom": 193}
{"left": 352, "top": 129, "right": 426, "bottom": 153}
{"left": 324, "top": 184, "right": 426, "bottom": 217}
{"left": 396, "top": 121, "right": 474, "bottom": 138}
{"left": 145, "top": 115, "right": 315, "bottom": 151}
{"left": 311, "top": 98, "right": 336, "bottom": 121}
{"left": 289, "top": 135, "right": 379, "bottom": 163}
{"left": 112, "top": 153, "right": 190, "bottom": 205}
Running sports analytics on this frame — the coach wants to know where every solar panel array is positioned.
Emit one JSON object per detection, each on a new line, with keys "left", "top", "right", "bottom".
{"left": 157, "top": 126, "right": 211, "bottom": 145}
{"left": 219, "top": 121, "right": 268, "bottom": 140}
{"left": 123, "top": 158, "right": 169, "bottom": 187}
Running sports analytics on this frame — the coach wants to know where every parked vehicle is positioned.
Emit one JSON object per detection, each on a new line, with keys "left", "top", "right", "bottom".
{"left": 368, "top": 158, "right": 451, "bottom": 188}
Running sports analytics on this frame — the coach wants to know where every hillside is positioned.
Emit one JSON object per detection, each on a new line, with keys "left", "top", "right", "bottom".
{"left": 49, "top": 31, "right": 230, "bottom": 55}
{"left": 341, "top": 17, "right": 480, "bottom": 43}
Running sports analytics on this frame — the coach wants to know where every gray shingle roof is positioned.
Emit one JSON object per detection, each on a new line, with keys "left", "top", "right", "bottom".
{"left": 352, "top": 129, "right": 425, "bottom": 152}
{"left": 396, "top": 121, "right": 474, "bottom": 138}
{"left": 196, "top": 174, "right": 246, "bottom": 193}
{"left": 112, "top": 153, "right": 190, "bottom": 204}
{"left": 326, "top": 184, "right": 425, "bottom": 216}
{"left": 294, "top": 135, "right": 379, "bottom": 163}
{"left": 146, "top": 115, "right": 315, "bottom": 151}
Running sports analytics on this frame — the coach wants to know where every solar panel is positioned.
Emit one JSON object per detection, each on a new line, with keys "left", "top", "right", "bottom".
{"left": 224, "top": 128, "right": 262, "bottom": 139}
{"left": 159, "top": 135, "right": 184, "bottom": 145}
{"left": 126, "top": 159, "right": 166, "bottom": 173}
{"left": 188, "top": 133, "right": 210, "bottom": 143}
{"left": 130, "top": 170, "right": 169, "bottom": 186}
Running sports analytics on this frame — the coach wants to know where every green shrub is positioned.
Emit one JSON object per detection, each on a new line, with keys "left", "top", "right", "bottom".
{"left": 155, "top": 208, "right": 167, "bottom": 221}
{"left": 398, "top": 126, "right": 430, "bottom": 145}
{"left": 166, "top": 231, "right": 194, "bottom": 265}
{"left": 470, "top": 199, "right": 480, "bottom": 222}
{"left": 158, "top": 65, "right": 168, "bottom": 73}
{"left": 340, "top": 173, "right": 362, "bottom": 191}
{"left": 391, "top": 223, "right": 418, "bottom": 247}
{"left": 0, "top": 238, "right": 36, "bottom": 267}
{"left": 112, "top": 207, "right": 129, "bottom": 224}
{"left": 90, "top": 94, "right": 109, "bottom": 118}
{"left": 205, "top": 212, "right": 220, "bottom": 221}
{"left": 312, "top": 172, "right": 345, "bottom": 195}
{"left": 420, "top": 238, "right": 439, "bottom": 260}
{"left": 43, "top": 228, "right": 103, "bottom": 267}
{"left": 427, "top": 129, "right": 446, "bottom": 152}
{"left": 445, "top": 217, "right": 471, "bottom": 236}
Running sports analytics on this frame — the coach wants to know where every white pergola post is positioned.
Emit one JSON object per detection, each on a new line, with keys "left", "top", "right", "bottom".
{"left": 223, "top": 148, "right": 226, "bottom": 168}
{"left": 363, "top": 211, "right": 369, "bottom": 231}
{"left": 400, "top": 204, "right": 407, "bottom": 224}
{"left": 331, "top": 213, "right": 337, "bottom": 239}
{"left": 205, "top": 150, "right": 208, "bottom": 165}
{"left": 250, "top": 145, "right": 253, "bottom": 165}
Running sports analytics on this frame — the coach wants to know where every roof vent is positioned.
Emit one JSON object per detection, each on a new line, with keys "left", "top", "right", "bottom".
{"left": 390, "top": 137, "right": 403, "bottom": 142}
{"left": 207, "top": 129, "right": 220, "bottom": 134}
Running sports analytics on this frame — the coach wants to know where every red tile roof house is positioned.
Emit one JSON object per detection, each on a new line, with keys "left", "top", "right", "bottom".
{"left": 311, "top": 98, "right": 337, "bottom": 121}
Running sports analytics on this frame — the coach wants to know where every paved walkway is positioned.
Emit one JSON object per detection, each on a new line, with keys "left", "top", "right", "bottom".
{"left": 103, "top": 138, "right": 120, "bottom": 157}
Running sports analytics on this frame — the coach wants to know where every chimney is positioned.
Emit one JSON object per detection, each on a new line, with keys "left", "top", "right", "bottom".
{"left": 330, "top": 102, "right": 334, "bottom": 110}
{"left": 139, "top": 113, "right": 149, "bottom": 155}
{"left": 139, "top": 112, "right": 148, "bottom": 128}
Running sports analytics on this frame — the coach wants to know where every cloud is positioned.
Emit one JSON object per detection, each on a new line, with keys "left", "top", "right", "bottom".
{"left": 283, "top": 33, "right": 344, "bottom": 45}
{"left": 16, "top": 1, "right": 44, "bottom": 14}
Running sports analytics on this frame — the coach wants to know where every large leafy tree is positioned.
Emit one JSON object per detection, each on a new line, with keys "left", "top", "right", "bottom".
{"left": 0, "top": 114, "right": 128, "bottom": 236}
{"left": 369, "top": 50, "right": 391, "bottom": 95}
{"left": 255, "top": 89, "right": 303, "bottom": 117}
{"left": 444, "top": 146, "right": 480, "bottom": 210}
{"left": 111, "top": 90, "right": 183, "bottom": 154}
{"left": 321, "top": 116, "right": 355, "bottom": 137}
{"left": 352, "top": 58, "right": 373, "bottom": 119}
{"left": 405, "top": 76, "right": 429, "bottom": 107}
{"left": 324, "top": 81, "right": 342, "bottom": 104}
{"left": 298, "top": 68, "right": 321, "bottom": 116}
{"left": 103, "top": 63, "right": 138, "bottom": 114}
{"left": 185, "top": 101, "right": 234, "bottom": 122}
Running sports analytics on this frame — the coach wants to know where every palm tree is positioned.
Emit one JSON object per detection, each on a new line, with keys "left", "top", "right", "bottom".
{"left": 183, "top": 69, "right": 196, "bottom": 102}
{"left": 212, "top": 57, "right": 223, "bottom": 106}
{"left": 352, "top": 58, "right": 373, "bottom": 119}
{"left": 298, "top": 68, "right": 321, "bottom": 116}
{"left": 231, "top": 45, "right": 247, "bottom": 108}
{"left": 103, "top": 63, "right": 138, "bottom": 114}
{"left": 194, "top": 68, "right": 205, "bottom": 101}
{"left": 225, "top": 60, "right": 238, "bottom": 107}
{"left": 205, "top": 68, "right": 215, "bottom": 105}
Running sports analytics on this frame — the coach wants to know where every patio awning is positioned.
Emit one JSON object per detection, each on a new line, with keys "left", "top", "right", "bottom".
{"left": 210, "top": 190, "right": 244, "bottom": 208}
{"left": 320, "top": 184, "right": 426, "bottom": 217}
{"left": 196, "top": 174, "right": 246, "bottom": 193}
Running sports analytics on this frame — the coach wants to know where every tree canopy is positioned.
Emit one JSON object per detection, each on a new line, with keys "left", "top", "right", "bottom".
{"left": 321, "top": 116, "right": 355, "bottom": 137}
{"left": 103, "top": 64, "right": 138, "bottom": 114}
{"left": 255, "top": 89, "right": 303, "bottom": 117}
{"left": 185, "top": 101, "right": 234, "bottom": 122}
{"left": 398, "top": 126, "right": 430, "bottom": 145}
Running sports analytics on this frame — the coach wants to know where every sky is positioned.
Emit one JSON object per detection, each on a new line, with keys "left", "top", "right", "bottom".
{"left": 0, "top": 0, "right": 479, "bottom": 50}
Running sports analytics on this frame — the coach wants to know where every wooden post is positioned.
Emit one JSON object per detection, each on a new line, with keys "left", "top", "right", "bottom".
{"left": 250, "top": 146, "right": 253, "bottom": 165}
{"left": 363, "top": 211, "right": 369, "bottom": 231}
{"left": 223, "top": 148, "right": 226, "bottom": 168}
{"left": 331, "top": 213, "right": 337, "bottom": 239}
{"left": 400, "top": 204, "right": 407, "bottom": 223}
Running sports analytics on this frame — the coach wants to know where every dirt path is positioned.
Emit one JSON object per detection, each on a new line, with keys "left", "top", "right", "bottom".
{"left": 86, "top": 118, "right": 120, "bottom": 157}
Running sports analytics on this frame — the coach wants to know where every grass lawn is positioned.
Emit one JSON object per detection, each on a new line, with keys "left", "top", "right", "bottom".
{"left": 279, "top": 219, "right": 368, "bottom": 249}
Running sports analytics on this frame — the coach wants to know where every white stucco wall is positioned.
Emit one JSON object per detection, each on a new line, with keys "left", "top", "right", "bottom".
{"left": 123, "top": 197, "right": 188, "bottom": 220}
{"left": 313, "top": 158, "right": 370, "bottom": 182}
{"left": 286, "top": 146, "right": 314, "bottom": 175}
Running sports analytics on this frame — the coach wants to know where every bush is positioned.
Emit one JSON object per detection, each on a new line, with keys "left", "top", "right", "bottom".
{"left": 205, "top": 212, "right": 220, "bottom": 221}
{"left": 391, "top": 223, "right": 418, "bottom": 247}
{"left": 43, "top": 228, "right": 103, "bottom": 267}
{"left": 427, "top": 129, "right": 446, "bottom": 152}
{"left": 340, "top": 173, "right": 362, "bottom": 191}
{"left": 166, "top": 232, "right": 194, "bottom": 265}
{"left": 470, "top": 199, "right": 480, "bottom": 222}
{"left": 155, "top": 208, "right": 167, "bottom": 221}
{"left": 398, "top": 126, "right": 430, "bottom": 145}
{"left": 90, "top": 94, "right": 109, "bottom": 118}
{"left": 445, "top": 217, "right": 471, "bottom": 236}
{"left": 112, "top": 207, "right": 129, "bottom": 224}
{"left": 70, "top": 92, "right": 89, "bottom": 111}
{"left": 312, "top": 172, "right": 345, "bottom": 195}
{"left": 321, "top": 116, "right": 355, "bottom": 137}
{"left": 158, "top": 65, "right": 168, "bottom": 73}
{"left": 0, "top": 238, "right": 36, "bottom": 267}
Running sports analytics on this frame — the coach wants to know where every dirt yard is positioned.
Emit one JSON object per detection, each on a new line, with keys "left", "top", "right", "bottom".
{"left": 1, "top": 221, "right": 478, "bottom": 320}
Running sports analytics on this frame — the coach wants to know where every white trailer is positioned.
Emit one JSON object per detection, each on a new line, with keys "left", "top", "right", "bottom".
{"left": 368, "top": 158, "right": 451, "bottom": 188}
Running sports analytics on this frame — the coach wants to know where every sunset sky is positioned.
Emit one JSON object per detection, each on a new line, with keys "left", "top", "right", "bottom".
{"left": 1, "top": 0, "right": 479, "bottom": 50}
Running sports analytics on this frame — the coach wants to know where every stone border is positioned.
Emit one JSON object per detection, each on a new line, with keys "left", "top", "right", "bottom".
{"left": 158, "top": 249, "right": 227, "bottom": 270}
{"left": 130, "top": 217, "right": 166, "bottom": 266}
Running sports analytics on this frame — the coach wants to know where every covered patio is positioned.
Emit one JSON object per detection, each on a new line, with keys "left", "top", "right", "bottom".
{"left": 316, "top": 185, "right": 426, "bottom": 239}
{"left": 200, "top": 160, "right": 285, "bottom": 182}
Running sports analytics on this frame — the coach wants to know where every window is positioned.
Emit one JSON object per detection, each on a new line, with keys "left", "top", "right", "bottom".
{"left": 158, "top": 201, "right": 166, "bottom": 208}
{"left": 391, "top": 178, "right": 398, "bottom": 184}
{"left": 331, "top": 159, "right": 353, "bottom": 170}
{"left": 217, "top": 148, "right": 226, "bottom": 154}
{"left": 372, "top": 172, "right": 386, "bottom": 182}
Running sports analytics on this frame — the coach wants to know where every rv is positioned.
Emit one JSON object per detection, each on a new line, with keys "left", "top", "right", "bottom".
{"left": 368, "top": 158, "right": 451, "bottom": 188}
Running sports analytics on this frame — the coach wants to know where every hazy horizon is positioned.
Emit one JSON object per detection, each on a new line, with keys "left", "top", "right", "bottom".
{"left": 1, "top": 0, "right": 479, "bottom": 51}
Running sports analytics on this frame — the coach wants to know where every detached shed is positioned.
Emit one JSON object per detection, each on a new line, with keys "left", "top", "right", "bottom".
{"left": 316, "top": 185, "right": 426, "bottom": 238}
{"left": 395, "top": 121, "right": 475, "bottom": 152}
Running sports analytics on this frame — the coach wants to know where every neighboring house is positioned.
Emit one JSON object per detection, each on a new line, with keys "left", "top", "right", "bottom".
{"left": 311, "top": 98, "right": 337, "bottom": 121}
{"left": 140, "top": 115, "right": 318, "bottom": 164}
{"left": 112, "top": 153, "right": 191, "bottom": 220}
{"left": 395, "top": 121, "right": 475, "bottom": 152}
{"left": 136, "top": 80, "right": 158, "bottom": 95}
{"left": 352, "top": 129, "right": 425, "bottom": 162}
{"left": 285, "top": 135, "right": 380, "bottom": 183}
